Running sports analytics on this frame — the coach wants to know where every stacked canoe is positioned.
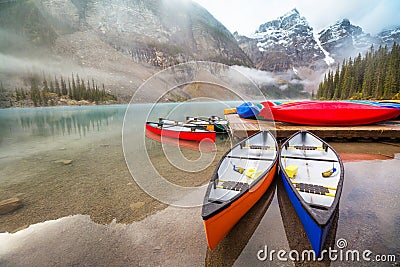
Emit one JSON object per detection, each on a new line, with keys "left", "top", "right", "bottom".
{"left": 258, "top": 100, "right": 400, "bottom": 125}
{"left": 236, "top": 102, "right": 262, "bottom": 119}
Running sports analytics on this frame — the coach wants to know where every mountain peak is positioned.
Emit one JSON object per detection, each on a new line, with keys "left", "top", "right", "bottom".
{"left": 318, "top": 19, "right": 381, "bottom": 61}
{"left": 255, "top": 8, "right": 309, "bottom": 34}
{"left": 286, "top": 8, "right": 299, "bottom": 16}
{"left": 322, "top": 18, "right": 363, "bottom": 36}
{"left": 377, "top": 26, "right": 400, "bottom": 45}
{"left": 340, "top": 18, "right": 351, "bottom": 26}
{"left": 239, "top": 8, "right": 324, "bottom": 72}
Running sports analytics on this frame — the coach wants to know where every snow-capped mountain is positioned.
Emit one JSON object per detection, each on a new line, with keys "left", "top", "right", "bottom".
{"left": 377, "top": 26, "right": 400, "bottom": 46}
{"left": 318, "top": 19, "right": 381, "bottom": 61}
{"left": 236, "top": 9, "right": 326, "bottom": 72}
{"left": 236, "top": 9, "right": 400, "bottom": 73}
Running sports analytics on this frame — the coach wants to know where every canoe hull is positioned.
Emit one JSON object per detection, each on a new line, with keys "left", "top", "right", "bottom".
{"left": 203, "top": 163, "right": 277, "bottom": 250}
{"left": 202, "top": 131, "right": 278, "bottom": 249}
{"left": 237, "top": 102, "right": 261, "bottom": 118}
{"left": 259, "top": 101, "right": 400, "bottom": 125}
{"left": 280, "top": 170, "right": 334, "bottom": 256}
{"left": 145, "top": 122, "right": 216, "bottom": 142}
{"left": 145, "top": 130, "right": 216, "bottom": 152}
{"left": 279, "top": 130, "right": 344, "bottom": 256}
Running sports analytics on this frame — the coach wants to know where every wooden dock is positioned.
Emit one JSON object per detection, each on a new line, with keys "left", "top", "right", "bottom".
{"left": 225, "top": 114, "right": 400, "bottom": 140}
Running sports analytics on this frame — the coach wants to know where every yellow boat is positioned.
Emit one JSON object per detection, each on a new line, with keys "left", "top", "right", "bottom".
{"left": 223, "top": 108, "right": 236, "bottom": 115}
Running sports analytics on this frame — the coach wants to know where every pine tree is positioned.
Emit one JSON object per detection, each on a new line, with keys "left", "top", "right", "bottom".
{"left": 72, "top": 74, "right": 77, "bottom": 100}
{"left": 15, "top": 88, "right": 20, "bottom": 102}
{"left": 81, "top": 78, "right": 86, "bottom": 100}
{"left": 30, "top": 77, "right": 40, "bottom": 107}
{"left": 76, "top": 74, "right": 81, "bottom": 101}
{"left": 318, "top": 43, "right": 399, "bottom": 100}
{"left": 60, "top": 76, "right": 67, "bottom": 96}
{"left": 43, "top": 77, "right": 49, "bottom": 93}
{"left": 333, "top": 64, "right": 340, "bottom": 99}
{"left": 68, "top": 78, "right": 72, "bottom": 98}
{"left": 55, "top": 76, "right": 61, "bottom": 97}
{"left": 50, "top": 80, "right": 55, "bottom": 94}
{"left": 341, "top": 58, "right": 353, "bottom": 99}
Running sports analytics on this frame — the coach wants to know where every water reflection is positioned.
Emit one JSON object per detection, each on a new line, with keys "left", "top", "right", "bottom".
{"left": 0, "top": 106, "right": 125, "bottom": 140}
{"left": 277, "top": 179, "right": 339, "bottom": 266}
{"left": 205, "top": 180, "right": 277, "bottom": 267}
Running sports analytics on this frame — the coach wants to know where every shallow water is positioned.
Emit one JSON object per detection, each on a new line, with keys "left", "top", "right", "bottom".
{"left": 0, "top": 104, "right": 399, "bottom": 266}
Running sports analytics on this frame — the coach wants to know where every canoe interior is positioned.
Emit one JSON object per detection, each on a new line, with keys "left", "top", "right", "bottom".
{"left": 185, "top": 116, "right": 229, "bottom": 132}
{"left": 205, "top": 131, "right": 277, "bottom": 209}
{"left": 280, "top": 131, "right": 342, "bottom": 208}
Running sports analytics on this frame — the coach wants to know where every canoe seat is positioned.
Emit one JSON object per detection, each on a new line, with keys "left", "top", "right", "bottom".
{"left": 217, "top": 181, "right": 249, "bottom": 192}
{"left": 294, "top": 182, "right": 335, "bottom": 197}
{"left": 285, "top": 144, "right": 328, "bottom": 152}
{"left": 240, "top": 144, "right": 275, "bottom": 150}
{"left": 248, "top": 145, "right": 274, "bottom": 150}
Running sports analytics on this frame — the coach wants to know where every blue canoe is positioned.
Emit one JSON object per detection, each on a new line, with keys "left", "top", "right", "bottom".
{"left": 374, "top": 102, "right": 400, "bottom": 109}
{"left": 279, "top": 131, "right": 344, "bottom": 256}
{"left": 236, "top": 102, "right": 261, "bottom": 118}
{"left": 345, "top": 100, "right": 400, "bottom": 109}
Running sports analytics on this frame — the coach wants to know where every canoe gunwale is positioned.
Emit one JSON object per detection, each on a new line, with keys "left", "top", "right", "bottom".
{"left": 279, "top": 130, "right": 345, "bottom": 227}
{"left": 202, "top": 130, "right": 278, "bottom": 220}
{"left": 147, "top": 121, "right": 215, "bottom": 133}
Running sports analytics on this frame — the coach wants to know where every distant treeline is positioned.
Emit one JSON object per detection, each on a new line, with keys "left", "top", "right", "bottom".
{"left": 1, "top": 73, "right": 117, "bottom": 107}
{"left": 317, "top": 42, "right": 400, "bottom": 100}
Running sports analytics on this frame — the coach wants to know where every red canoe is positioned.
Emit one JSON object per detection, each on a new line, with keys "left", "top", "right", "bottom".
{"left": 259, "top": 101, "right": 400, "bottom": 126}
{"left": 145, "top": 122, "right": 216, "bottom": 142}
{"left": 145, "top": 129, "right": 216, "bottom": 152}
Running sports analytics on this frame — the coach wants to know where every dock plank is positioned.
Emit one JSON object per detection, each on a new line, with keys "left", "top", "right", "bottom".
{"left": 225, "top": 114, "right": 400, "bottom": 140}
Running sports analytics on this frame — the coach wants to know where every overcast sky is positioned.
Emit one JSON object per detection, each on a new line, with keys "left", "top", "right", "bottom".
{"left": 192, "top": 0, "right": 400, "bottom": 36}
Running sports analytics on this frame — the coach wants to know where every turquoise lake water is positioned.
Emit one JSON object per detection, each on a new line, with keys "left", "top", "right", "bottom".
{"left": 0, "top": 104, "right": 399, "bottom": 266}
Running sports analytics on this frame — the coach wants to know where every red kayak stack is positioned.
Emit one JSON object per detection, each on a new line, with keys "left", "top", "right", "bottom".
{"left": 259, "top": 101, "right": 400, "bottom": 126}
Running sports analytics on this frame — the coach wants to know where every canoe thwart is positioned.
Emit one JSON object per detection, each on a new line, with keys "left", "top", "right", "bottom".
{"left": 285, "top": 144, "right": 328, "bottom": 152}
{"left": 292, "top": 181, "right": 337, "bottom": 191}
{"left": 294, "top": 182, "right": 336, "bottom": 197}
{"left": 216, "top": 181, "right": 249, "bottom": 192}
{"left": 240, "top": 144, "right": 276, "bottom": 150}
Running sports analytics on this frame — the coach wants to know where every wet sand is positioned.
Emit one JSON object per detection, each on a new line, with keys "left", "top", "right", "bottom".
{"left": 0, "top": 128, "right": 167, "bottom": 233}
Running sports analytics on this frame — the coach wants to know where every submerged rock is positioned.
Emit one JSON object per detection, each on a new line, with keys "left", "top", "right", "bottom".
{"left": 0, "top": 197, "right": 23, "bottom": 215}
{"left": 54, "top": 159, "right": 73, "bottom": 165}
{"left": 130, "top": 202, "right": 145, "bottom": 210}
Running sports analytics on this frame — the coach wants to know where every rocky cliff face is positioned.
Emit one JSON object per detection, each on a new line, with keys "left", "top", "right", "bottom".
{"left": 0, "top": 0, "right": 252, "bottom": 100}
{"left": 35, "top": 0, "right": 252, "bottom": 67}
